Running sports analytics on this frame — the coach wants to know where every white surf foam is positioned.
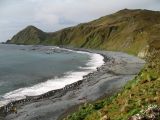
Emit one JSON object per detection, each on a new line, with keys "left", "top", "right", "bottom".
{"left": 0, "top": 48, "right": 104, "bottom": 107}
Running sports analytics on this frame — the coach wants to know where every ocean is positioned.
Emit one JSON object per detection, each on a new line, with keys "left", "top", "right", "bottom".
{"left": 0, "top": 44, "right": 104, "bottom": 107}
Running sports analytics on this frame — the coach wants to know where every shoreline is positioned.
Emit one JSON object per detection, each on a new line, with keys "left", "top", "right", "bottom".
{"left": 0, "top": 46, "right": 104, "bottom": 108}
{"left": 0, "top": 47, "right": 105, "bottom": 116}
{"left": 0, "top": 48, "right": 145, "bottom": 120}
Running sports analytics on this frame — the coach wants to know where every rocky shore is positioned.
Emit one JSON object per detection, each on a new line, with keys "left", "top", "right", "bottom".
{"left": 0, "top": 49, "right": 145, "bottom": 120}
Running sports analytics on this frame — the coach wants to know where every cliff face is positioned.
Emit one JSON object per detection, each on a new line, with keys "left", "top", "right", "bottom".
{"left": 7, "top": 9, "right": 160, "bottom": 55}
{"left": 6, "top": 9, "right": 160, "bottom": 119}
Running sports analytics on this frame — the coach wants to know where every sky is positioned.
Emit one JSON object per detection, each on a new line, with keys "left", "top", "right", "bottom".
{"left": 0, "top": 0, "right": 160, "bottom": 42}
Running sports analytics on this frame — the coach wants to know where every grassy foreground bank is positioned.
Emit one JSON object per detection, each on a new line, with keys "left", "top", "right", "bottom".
{"left": 64, "top": 48, "right": 160, "bottom": 120}
{"left": 6, "top": 9, "right": 160, "bottom": 120}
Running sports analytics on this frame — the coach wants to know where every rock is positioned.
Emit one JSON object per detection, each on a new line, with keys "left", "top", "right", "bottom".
{"left": 100, "top": 115, "right": 110, "bottom": 120}
{"left": 128, "top": 114, "right": 145, "bottom": 120}
{"left": 129, "top": 104, "right": 160, "bottom": 120}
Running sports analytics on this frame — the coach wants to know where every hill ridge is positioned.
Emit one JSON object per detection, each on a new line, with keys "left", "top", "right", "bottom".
{"left": 7, "top": 9, "right": 160, "bottom": 55}
{"left": 6, "top": 9, "right": 160, "bottom": 119}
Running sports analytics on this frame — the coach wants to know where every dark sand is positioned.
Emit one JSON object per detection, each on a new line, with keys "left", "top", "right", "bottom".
{"left": 0, "top": 50, "right": 145, "bottom": 120}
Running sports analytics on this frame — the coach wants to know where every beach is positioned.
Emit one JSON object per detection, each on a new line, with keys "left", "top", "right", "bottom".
{"left": 0, "top": 49, "right": 145, "bottom": 120}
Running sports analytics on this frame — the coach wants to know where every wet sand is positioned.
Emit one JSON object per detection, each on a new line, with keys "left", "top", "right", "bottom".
{"left": 0, "top": 49, "right": 145, "bottom": 120}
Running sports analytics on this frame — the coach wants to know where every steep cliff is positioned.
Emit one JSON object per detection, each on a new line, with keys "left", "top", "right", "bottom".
{"left": 7, "top": 9, "right": 160, "bottom": 55}
{"left": 6, "top": 9, "right": 160, "bottom": 120}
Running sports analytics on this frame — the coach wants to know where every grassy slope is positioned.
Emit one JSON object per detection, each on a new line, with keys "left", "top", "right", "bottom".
{"left": 8, "top": 9, "right": 160, "bottom": 55}
{"left": 64, "top": 28, "right": 160, "bottom": 120}
{"left": 9, "top": 25, "right": 47, "bottom": 45}
{"left": 64, "top": 68, "right": 160, "bottom": 120}
{"left": 7, "top": 9, "right": 160, "bottom": 120}
{"left": 64, "top": 42, "right": 160, "bottom": 120}
{"left": 62, "top": 10, "right": 160, "bottom": 120}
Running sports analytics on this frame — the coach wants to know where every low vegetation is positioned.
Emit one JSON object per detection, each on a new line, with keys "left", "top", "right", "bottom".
{"left": 7, "top": 9, "right": 160, "bottom": 55}
{"left": 63, "top": 37, "right": 160, "bottom": 120}
{"left": 64, "top": 66, "right": 160, "bottom": 120}
{"left": 6, "top": 9, "right": 160, "bottom": 120}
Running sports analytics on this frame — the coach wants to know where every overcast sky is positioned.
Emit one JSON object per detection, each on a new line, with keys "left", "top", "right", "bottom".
{"left": 0, "top": 0, "right": 160, "bottom": 42}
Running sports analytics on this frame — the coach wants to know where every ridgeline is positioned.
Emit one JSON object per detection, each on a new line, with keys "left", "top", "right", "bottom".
{"left": 7, "top": 9, "right": 160, "bottom": 55}
{"left": 7, "top": 9, "right": 160, "bottom": 120}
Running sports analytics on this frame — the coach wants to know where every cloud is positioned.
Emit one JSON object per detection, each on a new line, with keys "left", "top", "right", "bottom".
{"left": 0, "top": 0, "right": 160, "bottom": 42}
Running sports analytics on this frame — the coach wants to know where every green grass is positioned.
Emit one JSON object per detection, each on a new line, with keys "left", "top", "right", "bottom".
{"left": 8, "top": 9, "right": 160, "bottom": 55}
{"left": 7, "top": 9, "right": 160, "bottom": 120}
{"left": 64, "top": 67, "right": 160, "bottom": 120}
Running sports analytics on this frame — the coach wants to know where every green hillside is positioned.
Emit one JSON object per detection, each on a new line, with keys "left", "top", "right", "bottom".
{"left": 7, "top": 9, "right": 160, "bottom": 120}
{"left": 7, "top": 9, "right": 160, "bottom": 55}
{"left": 64, "top": 51, "right": 160, "bottom": 120}
{"left": 8, "top": 25, "right": 47, "bottom": 44}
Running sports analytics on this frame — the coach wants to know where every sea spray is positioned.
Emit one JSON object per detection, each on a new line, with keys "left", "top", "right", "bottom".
{"left": 0, "top": 47, "right": 104, "bottom": 107}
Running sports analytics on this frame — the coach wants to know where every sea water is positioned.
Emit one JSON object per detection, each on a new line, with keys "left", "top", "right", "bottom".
{"left": 0, "top": 44, "right": 104, "bottom": 107}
